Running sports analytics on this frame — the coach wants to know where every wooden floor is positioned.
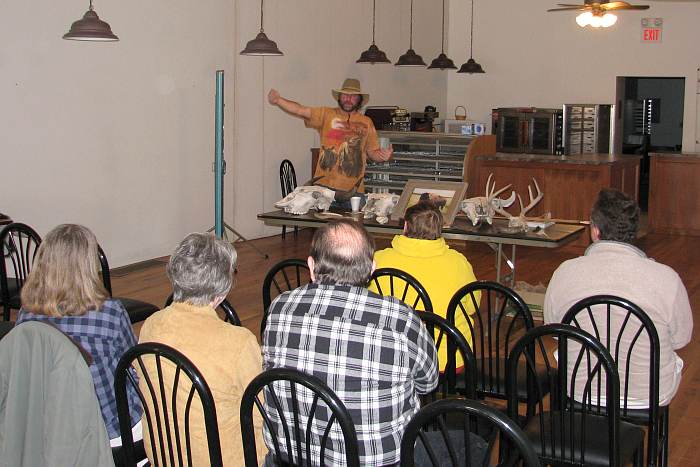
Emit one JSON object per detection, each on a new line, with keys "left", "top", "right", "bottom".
{"left": 112, "top": 228, "right": 700, "bottom": 466}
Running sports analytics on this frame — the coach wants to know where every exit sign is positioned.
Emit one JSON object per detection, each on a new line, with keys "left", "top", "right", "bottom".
{"left": 641, "top": 18, "right": 663, "bottom": 43}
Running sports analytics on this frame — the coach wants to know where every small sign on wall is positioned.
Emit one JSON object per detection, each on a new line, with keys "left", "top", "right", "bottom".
{"left": 641, "top": 18, "right": 663, "bottom": 43}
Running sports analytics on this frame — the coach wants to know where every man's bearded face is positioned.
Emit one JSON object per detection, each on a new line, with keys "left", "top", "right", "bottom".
{"left": 338, "top": 93, "right": 362, "bottom": 113}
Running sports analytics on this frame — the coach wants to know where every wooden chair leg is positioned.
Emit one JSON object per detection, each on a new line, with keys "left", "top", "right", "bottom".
{"left": 293, "top": 226, "right": 298, "bottom": 238}
{"left": 282, "top": 225, "right": 287, "bottom": 239}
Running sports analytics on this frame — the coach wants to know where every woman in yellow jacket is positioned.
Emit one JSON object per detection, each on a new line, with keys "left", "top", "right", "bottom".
{"left": 370, "top": 201, "right": 479, "bottom": 369}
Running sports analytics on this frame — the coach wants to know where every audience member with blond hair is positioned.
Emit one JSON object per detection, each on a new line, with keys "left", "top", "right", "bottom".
{"left": 17, "top": 223, "right": 143, "bottom": 445}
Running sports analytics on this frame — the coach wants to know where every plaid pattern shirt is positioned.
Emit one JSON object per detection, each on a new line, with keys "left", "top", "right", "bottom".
{"left": 262, "top": 284, "right": 438, "bottom": 466}
{"left": 17, "top": 299, "right": 142, "bottom": 439}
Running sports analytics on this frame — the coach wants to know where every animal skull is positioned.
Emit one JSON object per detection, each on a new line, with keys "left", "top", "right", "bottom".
{"left": 363, "top": 193, "right": 399, "bottom": 225}
{"left": 460, "top": 174, "right": 516, "bottom": 226}
{"left": 275, "top": 185, "right": 335, "bottom": 215}
{"left": 493, "top": 178, "right": 544, "bottom": 230}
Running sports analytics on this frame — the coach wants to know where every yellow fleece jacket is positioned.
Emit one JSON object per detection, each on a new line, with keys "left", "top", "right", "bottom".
{"left": 371, "top": 235, "right": 479, "bottom": 368}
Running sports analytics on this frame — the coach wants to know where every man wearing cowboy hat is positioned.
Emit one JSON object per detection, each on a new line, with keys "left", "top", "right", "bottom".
{"left": 268, "top": 78, "right": 392, "bottom": 194}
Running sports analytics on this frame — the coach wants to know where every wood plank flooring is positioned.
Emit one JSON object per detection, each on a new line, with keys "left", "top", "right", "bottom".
{"left": 111, "top": 228, "right": 700, "bottom": 466}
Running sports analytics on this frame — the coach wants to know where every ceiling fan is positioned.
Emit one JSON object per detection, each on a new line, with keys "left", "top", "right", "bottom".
{"left": 548, "top": 1, "right": 650, "bottom": 27}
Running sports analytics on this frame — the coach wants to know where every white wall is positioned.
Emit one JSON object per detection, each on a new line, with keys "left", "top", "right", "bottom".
{"left": 233, "top": 0, "right": 447, "bottom": 240}
{"left": 5, "top": 0, "right": 698, "bottom": 266}
{"left": 1, "top": 0, "right": 236, "bottom": 266}
{"left": 1, "top": 0, "right": 447, "bottom": 266}
{"left": 446, "top": 0, "right": 700, "bottom": 151}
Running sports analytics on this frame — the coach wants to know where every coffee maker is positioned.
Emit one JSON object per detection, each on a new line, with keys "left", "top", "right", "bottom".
{"left": 410, "top": 105, "right": 439, "bottom": 132}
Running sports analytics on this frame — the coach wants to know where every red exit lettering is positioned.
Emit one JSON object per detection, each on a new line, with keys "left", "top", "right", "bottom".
{"left": 643, "top": 28, "right": 661, "bottom": 42}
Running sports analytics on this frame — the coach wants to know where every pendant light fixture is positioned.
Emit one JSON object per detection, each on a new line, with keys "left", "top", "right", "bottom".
{"left": 395, "top": 0, "right": 426, "bottom": 67}
{"left": 240, "top": 0, "right": 283, "bottom": 56}
{"left": 458, "top": 0, "right": 485, "bottom": 74}
{"left": 357, "top": 0, "right": 391, "bottom": 64}
{"left": 63, "top": 0, "right": 118, "bottom": 41}
{"left": 428, "top": 0, "right": 457, "bottom": 70}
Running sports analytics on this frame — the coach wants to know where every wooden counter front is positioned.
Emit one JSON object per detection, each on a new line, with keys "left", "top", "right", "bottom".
{"left": 648, "top": 153, "right": 700, "bottom": 236}
{"left": 470, "top": 153, "right": 641, "bottom": 246}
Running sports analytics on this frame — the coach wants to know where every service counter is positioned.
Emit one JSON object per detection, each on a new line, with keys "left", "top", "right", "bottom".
{"left": 470, "top": 153, "right": 641, "bottom": 246}
{"left": 648, "top": 153, "right": 700, "bottom": 236}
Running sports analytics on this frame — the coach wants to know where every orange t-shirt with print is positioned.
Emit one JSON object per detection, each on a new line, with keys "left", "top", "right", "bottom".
{"left": 305, "top": 107, "right": 379, "bottom": 192}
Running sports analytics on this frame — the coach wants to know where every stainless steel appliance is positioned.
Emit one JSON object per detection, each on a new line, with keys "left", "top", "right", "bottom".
{"left": 563, "top": 104, "right": 614, "bottom": 155}
{"left": 492, "top": 107, "right": 563, "bottom": 154}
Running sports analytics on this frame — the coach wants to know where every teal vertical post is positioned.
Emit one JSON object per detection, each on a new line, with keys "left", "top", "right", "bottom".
{"left": 214, "top": 70, "right": 224, "bottom": 238}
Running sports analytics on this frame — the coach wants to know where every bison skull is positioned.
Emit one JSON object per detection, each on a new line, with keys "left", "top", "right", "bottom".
{"left": 275, "top": 186, "right": 335, "bottom": 215}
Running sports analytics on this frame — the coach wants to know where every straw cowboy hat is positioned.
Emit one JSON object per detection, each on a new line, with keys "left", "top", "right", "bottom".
{"left": 332, "top": 78, "right": 369, "bottom": 105}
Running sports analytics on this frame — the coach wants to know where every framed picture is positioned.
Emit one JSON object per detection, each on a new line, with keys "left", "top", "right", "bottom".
{"left": 391, "top": 180, "right": 469, "bottom": 226}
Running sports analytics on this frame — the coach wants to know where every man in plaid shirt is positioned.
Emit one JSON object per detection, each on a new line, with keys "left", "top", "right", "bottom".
{"left": 263, "top": 219, "right": 439, "bottom": 466}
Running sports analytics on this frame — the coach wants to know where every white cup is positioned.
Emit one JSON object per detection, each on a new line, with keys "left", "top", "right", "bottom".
{"left": 378, "top": 137, "right": 390, "bottom": 150}
{"left": 350, "top": 196, "right": 362, "bottom": 212}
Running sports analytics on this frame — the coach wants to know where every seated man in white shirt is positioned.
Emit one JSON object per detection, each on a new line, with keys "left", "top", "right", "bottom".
{"left": 544, "top": 189, "right": 692, "bottom": 407}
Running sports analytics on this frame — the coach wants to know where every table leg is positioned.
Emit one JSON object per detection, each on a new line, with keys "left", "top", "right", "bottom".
{"left": 489, "top": 243, "right": 517, "bottom": 286}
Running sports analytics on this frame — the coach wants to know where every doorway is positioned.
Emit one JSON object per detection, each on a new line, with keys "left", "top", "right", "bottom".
{"left": 614, "top": 76, "right": 685, "bottom": 210}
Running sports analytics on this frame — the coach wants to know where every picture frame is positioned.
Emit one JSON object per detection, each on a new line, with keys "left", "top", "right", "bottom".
{"left": 391, "top": 179, "right": 469, "bottom": 226}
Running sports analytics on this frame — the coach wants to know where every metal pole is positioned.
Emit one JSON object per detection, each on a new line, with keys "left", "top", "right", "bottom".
{"left": 214, "top": 70, "right": 225, "bottom": 238}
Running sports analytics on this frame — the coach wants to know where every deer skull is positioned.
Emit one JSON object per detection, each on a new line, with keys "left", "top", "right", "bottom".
{"left": 275, "top": 185, "right": 335, "bottom": 215}
{"left": 363, "top": 193, "right": 399, "bottom": 225}
{"left": 460, "top": 174, "right": 516, "bottom": 226}
{"left": 493, "top": 178, "right": 544, "bottom": 230}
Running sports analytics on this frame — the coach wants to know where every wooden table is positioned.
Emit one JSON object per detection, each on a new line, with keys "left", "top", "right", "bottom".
{"left": 258, "top": 210, "right": 584, "bottom": 285}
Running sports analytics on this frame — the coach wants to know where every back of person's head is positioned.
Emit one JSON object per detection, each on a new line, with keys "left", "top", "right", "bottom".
{"left": 309, "top": 219, "right": 375, "bottom": 286}
{"left": 167, "top": 233, "right": 237, "bottom": 306}
{"left": 591, "top": 189, "right": 640, "bottom": 243}
{"left": 21, "top": 224, "right": 108, "bottom": 317}
{"left": 403, "top": 202, "right": 443, "bottom": 240}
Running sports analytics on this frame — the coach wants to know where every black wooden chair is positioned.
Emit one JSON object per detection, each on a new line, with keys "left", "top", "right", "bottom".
{"left": 415, "top": 311, "right": 477, "bottom": 402}
{"left": 401, "top": 398, "right": 541, "bottom": 467}
{"left": 97, "top": 245, "right": 159, "bottom": 324}
{"left": 369, "top": 268, "right": 433, "bottom": 312}
{"left": 562, "top": 295, "right": 666, "bottom": 467}
{"left": 115, "top": 342, "right": 223, "bottom": 467}
{"left": 507, "top": 323, "right": 645, "bottom": 467}
{"left": 163, "top": 293, "right": 242, "bottom": 326}
{"left": 0, "top": 222, "right": 41, "bottom": 321}
{"left": 446, "top": 281, "right": 543, "bottom": 415}
{"left": 261, "top": 258, "right": 311, "bottom": 335}
{"left": 240, "top": 368, "right": 360, "bottom": 467}
{"left": 279, "top": 159, "right": 299, "bottom": 239}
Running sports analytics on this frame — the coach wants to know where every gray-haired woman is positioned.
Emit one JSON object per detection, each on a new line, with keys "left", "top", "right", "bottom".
{"left": 138, "top": 232, "right": 267, "bottom": 466}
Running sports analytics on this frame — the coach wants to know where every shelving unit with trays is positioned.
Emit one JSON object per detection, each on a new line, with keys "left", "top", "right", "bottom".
{"left": 563, "top": 104, "right": 613, "bottom": 155}
{"left": 364, "top": 131, "right": 496, "bottom": 194}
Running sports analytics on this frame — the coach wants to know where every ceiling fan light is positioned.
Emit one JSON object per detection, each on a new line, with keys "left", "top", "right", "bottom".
{"left": 602, "top": 13, "right": 618, "bottom": 27}
{"left": 589, "top": 14, "right": 604, "bottom": 27}
{"left": 576, "top": 12, "right": 592, "bottom": 27}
